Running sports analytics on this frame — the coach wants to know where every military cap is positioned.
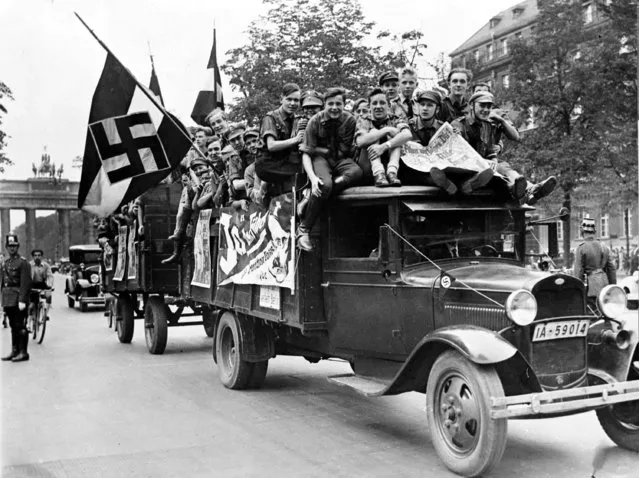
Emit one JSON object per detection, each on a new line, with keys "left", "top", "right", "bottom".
{"left": 469, "top": 91, "right": 495, "bottom": 105}
{"left": 301, "top": 90, "right": 324, "bottom": 107}
{"left": 5, "top": 234, "right": 19, "bottom": 247}
{"left": 189, "top": 156, "right": 210, "bottom": 169}
{"left": 415, "top": 90, "right": 442, "bottom": 106}
{"left": 581, "top": 218, "right": 596, "bottom": 233}
{"left": 221, "top": 145, "right": 238, "bottom": 156}
{"left": 227, "top": 122, "right": 247, "bottom": 140}
{"left": 378, "top": 70, "right": 399, "bottom": 86}
{"left": 243, "top": 127, "right": 259, "bottom": 140}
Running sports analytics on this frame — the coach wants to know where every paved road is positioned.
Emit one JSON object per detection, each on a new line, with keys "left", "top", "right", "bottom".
{"left": 1, "top": 276, "right": 637, "bottom": 477}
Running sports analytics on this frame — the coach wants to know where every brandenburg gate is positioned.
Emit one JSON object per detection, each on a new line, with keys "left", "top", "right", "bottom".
{"left": 0, "top": 150, "right": 94, "bottom": 258}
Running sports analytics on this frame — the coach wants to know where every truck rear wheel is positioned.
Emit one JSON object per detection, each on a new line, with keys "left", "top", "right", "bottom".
{"left": 116, "top": 294, "right": 135, "bottom": 344}
{"left": 215, "top": 311, "right": 253, "bottom": 390}
{"left": 426, "top": 350, "right": 508, "bottom": 477}
{"left": 144, "top": 297, "right": 169, "bottom": 355}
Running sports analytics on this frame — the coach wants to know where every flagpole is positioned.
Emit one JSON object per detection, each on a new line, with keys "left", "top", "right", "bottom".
{"left": 74, "top": 12, "right": 208, "bottom": 163}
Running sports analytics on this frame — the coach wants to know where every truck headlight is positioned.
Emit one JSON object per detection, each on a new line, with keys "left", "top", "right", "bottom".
{"left": 597, "top": 285, "right": 627, "bottom": 319}
{"left": 90, "top": 273, "right": 99, "bottom": 284}
{"left": 505, "top": 289, "right": 537, "bottom": 326}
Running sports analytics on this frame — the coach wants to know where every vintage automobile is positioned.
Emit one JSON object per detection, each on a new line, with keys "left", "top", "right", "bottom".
{"left": 620, "top": 270, "right": 639, "bottom": 310}
{"left": 64, "top": 244, "right": 105, "bottom": 312}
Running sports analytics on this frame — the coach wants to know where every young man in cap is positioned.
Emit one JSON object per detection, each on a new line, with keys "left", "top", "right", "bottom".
{"left": 438, "top": 68, "right": 472, "bottom": 123}
{"left": 397, "top": 66, "right": 419, "bottom": 120}
{"left": 243, "top": 127, "right": 260, "bottom": 165}
{"left": 573, "top": 218, "right": 617, "bottom": 310}
{"left": 378, "top": 70, "right": 408, "bottom": 121}
{"left": 298, "top": 87, "right": 363, "bottom": 251}
{"left": 28, "top": 248, "right": 53, "bottom": 321}
{"left": 1, "top": 234, "right": 32, "bottom": 362}
{"left": 452, "top": 91, "right": 557, "bottom": 203}
{"left": 227, "top": 122, "right": 247, "bottom": 154}
{"left": 355, "top": 87, "right": 413, "bottom": 187}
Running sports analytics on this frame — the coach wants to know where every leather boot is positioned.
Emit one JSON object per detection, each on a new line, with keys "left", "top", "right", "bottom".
{"left": 297, "top": 196, "right": 321, "bottom": 252}
{"left": 2, "top": 329, "right": 18, "bottom": 361}
{"left": 526, "top": 176, "right": 558, "bottom": 205}
{"left": 12, "top": 329, "right": 29, "bottom": 362}
{"left": 163, "top": 208, "right": 192, "bottom": 264}
{"left": 503, "top": 170, "right": 527, "bottom": 200}
{"left": 461, "top": 168, "right": 494, "bottom": 195}
{"left": 430, "top": 167, "right": 457, "bottom": 195}
{"left": 161, "top": 237, "right": 184, "bottom": 264}
{"left": 374, "top": 172, "right": 390, "bottom": 188}
{"left": 387, "top": 171, "right": 401, "bottom": 186}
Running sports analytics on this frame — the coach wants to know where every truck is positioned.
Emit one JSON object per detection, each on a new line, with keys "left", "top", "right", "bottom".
{"left": 102, "top": 182, "right": 639, "bottom": 477}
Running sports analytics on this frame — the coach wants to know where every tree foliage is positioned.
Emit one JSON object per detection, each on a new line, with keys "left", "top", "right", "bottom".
{"left": 222, "top": 0, "right": 386, "bottom": 122}
{"left": 0, "top": 81, "right": 14, "bottom": 174}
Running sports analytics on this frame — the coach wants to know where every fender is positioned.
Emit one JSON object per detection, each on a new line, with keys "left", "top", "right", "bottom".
{"left": 212, "top": 310, "right": 275, "bottom": 364}
{"left": 383, "top": 326, "right": 524, "bottom": 396}
{"left": 77, "top": 279, "right": 92, "bottom": 288}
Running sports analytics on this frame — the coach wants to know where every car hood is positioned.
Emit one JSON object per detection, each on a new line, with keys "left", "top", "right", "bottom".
{"left": 401, "top": 261, "right": 555, "bottom": 292}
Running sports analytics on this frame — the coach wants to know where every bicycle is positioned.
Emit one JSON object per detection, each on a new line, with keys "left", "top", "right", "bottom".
{"left": 28, "top": 288, "right": 50, "bottom": 345}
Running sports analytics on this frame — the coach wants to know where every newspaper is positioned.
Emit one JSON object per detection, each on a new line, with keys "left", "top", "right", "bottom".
{"left": 126, "top": 221, "right": 137, "bottom": 280}
{"left": 191, "top": 210, "right": 212, "bottom": 288}
{"left": 113, "top": 226, "right": 127, "bottom": 282}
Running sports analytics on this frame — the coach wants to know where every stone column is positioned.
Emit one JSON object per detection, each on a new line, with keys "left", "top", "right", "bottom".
{"left": 58, "top": 209, "right": 70, "bottom": 257}
{"left": 24, "top": 208, "right": 37, "bottom": 254}
{"left": 0, "top": 208, "right": 10, "bottom": 238}
{"left": 82, "top": 211, "right": 96, "bottom": 244}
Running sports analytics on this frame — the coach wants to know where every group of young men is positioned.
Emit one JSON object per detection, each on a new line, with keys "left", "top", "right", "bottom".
{"left": 161, "top": 65, "right": 557, "bottom": 254}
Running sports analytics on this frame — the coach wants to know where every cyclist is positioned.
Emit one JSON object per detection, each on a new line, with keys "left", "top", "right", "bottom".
{"left": 29, "top": 249, "right": 53, "bottom": 324}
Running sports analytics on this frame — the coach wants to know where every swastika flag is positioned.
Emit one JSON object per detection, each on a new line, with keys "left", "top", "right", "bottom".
{"left": 190, "top": 28, "right": 224, "bottom": 125}
{"left": 78, "top": 53, "right": 190, "bottom": 216}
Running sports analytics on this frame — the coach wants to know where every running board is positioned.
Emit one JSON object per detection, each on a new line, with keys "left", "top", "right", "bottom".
{"left": 328, "top": 374, "right": 393, "bottom": 397}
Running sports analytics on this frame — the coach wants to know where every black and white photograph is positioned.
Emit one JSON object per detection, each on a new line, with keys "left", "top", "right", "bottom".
{"left": 1, "top": 0, "right": 637, "bottom": 477}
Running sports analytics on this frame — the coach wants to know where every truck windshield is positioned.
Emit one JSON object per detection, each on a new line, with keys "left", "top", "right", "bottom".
{"left": 401, "top": 209, "right": 524, "bottom": 265}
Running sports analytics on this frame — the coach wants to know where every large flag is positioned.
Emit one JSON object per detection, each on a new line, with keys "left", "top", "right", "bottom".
{"left": 191, "top": 28, "right": 224, "bottom": 125}
{"left": 148, "top": 58, "right": 164, "bottom": 106}
{"left": 78, "top": 53, "right": 191, "bottom": 216}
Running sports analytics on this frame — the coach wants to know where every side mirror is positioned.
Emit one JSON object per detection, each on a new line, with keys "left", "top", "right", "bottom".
{"left": 378, "top": 225, "right": 392, "bottom": 266}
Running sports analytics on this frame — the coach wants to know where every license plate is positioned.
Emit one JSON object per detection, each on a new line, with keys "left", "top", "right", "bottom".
{"left": 532, "top": 320, "right": 590, "bottom": 342}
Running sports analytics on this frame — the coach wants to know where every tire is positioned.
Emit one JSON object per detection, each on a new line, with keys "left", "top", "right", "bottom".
{"left": 247, "top": 360, "right": 269, "bottom": 389}
{"left": 202, "top": 308, "right": 216, "bottom": 338}
{"left": 144, "top": 297, "right": 169, "bottom": 355}
{"left": 214, "top": 311, "right": 254, "bottom": 390}
{"left": 116, "top": 294, "right": 135, "bottom": 344}
{"left": 426, "top": 350, "right": 508, "bottom": 477}
{"left": 596, "top": 357, "right": 639, "bottom": 452}
{"left": 34, "top": 305, "right": 46, "bottom": 344}
{"left": 67, "top": 296, "right": 74, "bottom": 308}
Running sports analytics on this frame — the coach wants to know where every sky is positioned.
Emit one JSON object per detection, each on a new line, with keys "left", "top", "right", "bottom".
{"left": 0, "top": 0, "right": 517, "bottom": 224}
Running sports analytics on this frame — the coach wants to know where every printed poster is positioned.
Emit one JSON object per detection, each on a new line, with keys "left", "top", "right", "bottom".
{"left": 113, "top": 226, "right": 127, "bottom": 282}
{"left": 191, "top": 210, "right": 212, "bottom": 288}
{"left": 127, "top": 221, "right": 137, "bottom": 280}
{"left": 218, "top": 193, "right": 295, "bottom": 292}
{"left": 103, "top": 242, "right": 114, "bottom": 272}
{"left": 401, "top": 122, "right": 491, "bottom": 174}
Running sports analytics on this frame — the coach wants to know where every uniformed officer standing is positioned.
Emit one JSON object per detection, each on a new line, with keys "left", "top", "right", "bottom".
{"left": 1, "top": 234, "right": 32, "bottom": 362}
{"left": 573, "top": 218, "right": 617, "bottom": 311}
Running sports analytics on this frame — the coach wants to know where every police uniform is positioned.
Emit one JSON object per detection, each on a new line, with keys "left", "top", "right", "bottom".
{"left": 1, "top": 234, "right": 32, "bottom": 362}
{"left": 573, "top": 219, "right": 617, "bottom": 309}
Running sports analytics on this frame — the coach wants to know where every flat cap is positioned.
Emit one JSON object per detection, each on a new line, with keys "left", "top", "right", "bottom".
{"left": 378, "top": 70, "right": 399, "bottom": 86}
{"left": 469, "top": 91, "right": 495, "bottom": 105}
{"left": 415, "top": 90, "right": 442, "bottom": 105}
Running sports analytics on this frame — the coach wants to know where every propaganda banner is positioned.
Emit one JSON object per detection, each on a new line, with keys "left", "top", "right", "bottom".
{"left": 113, "top": 226, "right": 128, "bottom": 282}
{"left": 127, "top": 221, "right": 137, "bottom": 280}
{"left": 191, "top": 210, "right": 212, "bottom": 288}
{"left": 401, "top": 122, "right": 491, "bottom": 174}
{"left": 103, "top": 242, "right": 114, "bottom": 272}
{"left": 218, "top": 193, "right": 295, "bottom": 292}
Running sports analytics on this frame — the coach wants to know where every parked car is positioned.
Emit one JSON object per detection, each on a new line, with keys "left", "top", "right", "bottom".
{"left": 620, "top": 271, "right": 639, "bottom": 309}
{"left": 64, "top": 244, "right": 105, "bottom": 312}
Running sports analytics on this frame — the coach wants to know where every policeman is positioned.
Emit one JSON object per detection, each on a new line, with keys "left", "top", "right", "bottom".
{"left": 1, "top": 234, "right": 32, "bottom": 362}
{"left": 573, "top": 218, "right": 617, "bottom": 311}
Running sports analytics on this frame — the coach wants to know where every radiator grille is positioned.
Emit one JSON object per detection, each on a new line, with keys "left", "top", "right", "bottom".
{"left": 530, "top": 336, "right": 587, "bottom": 390}
{"left": 444, "top": 303, "right": 510, "bottom": 331}
{"left": 535, "top": 288, "right": 585, "bottom": 319}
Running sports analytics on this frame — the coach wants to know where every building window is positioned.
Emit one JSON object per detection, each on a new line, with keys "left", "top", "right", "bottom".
{"left": 512, "top": 7, "right": 524, "bottom": 18}
{"left": 623, "top": 208, "right": 633, "bottom": 237}
{"left": 490, "top": 17, "right": 502, "bottom": 29}
{"left": 487, "top": 44, "right": 494, "bottom": 61}
{"left": 583, "top": 2, "right": 594, "bottom": 24}
{"left": 502, "top": 74, "right": 510, "bottom": 89}
{"left": 515, "top": 32, "right": 522, "bottom": 42}
{"left": 500, "top": 38, "right": 508, "bottom": 56}
{"left": 474, "top": 50, "right": 480, "bottom": 62}
{"left": 600, "top": 214, "right": 609, "bottom": 238}
{"left": 579, "top": 211, "right": 591, "bottom": 238}
{"left": 557, "top": 220, "right": 564, "bottom": 242}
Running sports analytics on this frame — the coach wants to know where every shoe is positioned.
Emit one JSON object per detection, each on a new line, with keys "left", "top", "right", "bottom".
{"left": 510, "top": 176, "right": 527, "bottom": 200}
{"left": 430, "top": 167, "right": 457, "bottom": 195}
{"left": 2, "top": 330, "right": 18, "bottom": 361}
{"left": 296, "top": 191, "right": 310, "bottom": 217}
{"left": 387, "top": 171, "right": 401, "bottom": 186}
{"left": 526, "top": 176, "right": 558, "bottom": 205}
{"left": 297, "top": 230, "right": 313, "bottom": 251}
{"left": 11, "top": 330, "right": 29, "bottom": 362}
{"left": 161, "top": 238, "right": 183, "bottom": 264}
{"left": 374, "top": 172, "right": 390, "bottom": 188}
{"left": 461, "top": 168, "right": 494, "bottom": 195}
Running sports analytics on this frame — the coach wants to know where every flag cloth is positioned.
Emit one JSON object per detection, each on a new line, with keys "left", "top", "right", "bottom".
{"left": 78, "top": 53, "right": 191, "bottom": 216}
{"left": 148, "top": 61, "right": 164, "bottom": 106}
{"left": 191, "top": 28, "right": 224, "bottom": 125}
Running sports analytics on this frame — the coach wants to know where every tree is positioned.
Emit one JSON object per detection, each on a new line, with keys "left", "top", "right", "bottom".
{"left": 0, "top": 81, "right": 14, "bottom": 174}
{"left": 376, "top": 29, "right": 428, "bottom": 70}
{"left": 222, "top": 0, "right": 382, "bottom": 122}
{"left": 502, "top": 0, "right": 637, "bottom": 264}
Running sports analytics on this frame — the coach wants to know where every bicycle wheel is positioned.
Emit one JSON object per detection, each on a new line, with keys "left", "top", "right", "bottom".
{"left": 35, "top": 304, "right": 47, "bottom": 344}
{"left": 29, "top": 309, "right": 37, "bottom": 340}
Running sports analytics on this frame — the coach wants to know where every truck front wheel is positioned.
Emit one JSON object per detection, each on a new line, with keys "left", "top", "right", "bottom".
{"left": 426, "top": 350, "right": 508, "bottom": 477}
{"left": 215, "top": 312, "right": 253, "bottom": 390}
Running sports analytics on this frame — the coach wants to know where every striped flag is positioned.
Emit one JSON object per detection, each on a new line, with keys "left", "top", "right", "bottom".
{"left": 148, "top": 59, "right": 164, "bottom": 106}
{"left": 191, "top": 28, "right": 224, "bottom": 125}
{"left": 78, "top": 53, "right": 191, "bottom": 217}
